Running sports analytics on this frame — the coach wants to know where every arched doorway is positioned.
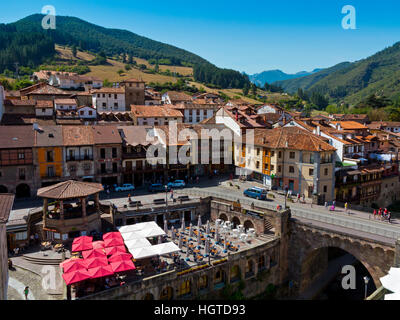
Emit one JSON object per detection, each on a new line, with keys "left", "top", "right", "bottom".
{"left": 243, "top": 220, "right": 254, "bottom": 232}
{"left": 299, "top": 247, "right": 377, "bottom": 300}
{"left": 231, "top": 216, "right": 240, "bottom": 229}
{"left": 16, "top": 184, "right": 30, "bottom": 198}
{"left": 0, "top": 185, "right": 8, "bottom": 193}
{"left": 160, "top": 287, "right": 173, "bottom": 300}
{"left": 219, "top": 214, "right": 228, "bottom": 221}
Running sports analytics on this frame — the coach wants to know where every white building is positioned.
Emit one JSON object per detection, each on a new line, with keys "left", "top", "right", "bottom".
{"left": 35, "top": 100, "right": 54, "bottom": 118}
{"left": 50, "top": 75, "right": 102, "bottom": 90}
{"left": 169, "top": 102, "right": 217, "bottom": 124}
{"left": 130, "top": 105, "right": 183, "bottom": 126}
{"left": 54, "top": 99, "right": 77, "bottom": 111}
{"left": 92, "top": 88, "right": 126, "bottom": 112}
{"left": 77, "top": 106, "right": 97, "bottom": 119}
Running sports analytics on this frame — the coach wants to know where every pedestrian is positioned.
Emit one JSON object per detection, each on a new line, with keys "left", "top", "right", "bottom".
{"left": 324, "top": 202, "right": 328, "bottom": 210}
{"left": 388, "top": 211, "right": 392, "bottom": 223}
{"left": 170, "top": 189, "right": 174, "bottom": 200}
{"left": 297, "top": 193, "right": 301, "bottom": 203}
{"left": 24, "top": 286, "right": 29, "bottom": 300}
{"left": 373, "top": 209, "right": 377, "bottom": 220}
{"left": 345, "top": 202, "right": 348, "bottom": 214}
{"left": 333, "top": 200, "right": 336, "bottom": 207}
{"left": 128, "top": 194, "right": 131, "bottom": 202}
{"left": 302, "top": 194, "right": 305, "bottom": 203}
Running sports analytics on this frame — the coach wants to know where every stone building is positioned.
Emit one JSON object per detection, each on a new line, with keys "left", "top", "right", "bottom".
{"left": 120, "top": 79, "right": 145, "bottom": 106}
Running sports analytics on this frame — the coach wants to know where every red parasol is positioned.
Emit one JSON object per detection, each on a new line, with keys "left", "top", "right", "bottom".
{"left": 71, "top": 236, "right": 93, "bottom": 252}
{"left": 92, "top": 241, "right": 105, "bottom": 249}
{"left": 62, "top": 259, "right": 87, "bottom": 273}
{"left": 104, "top": 237, "right": 125, "bottom": 248}
{"left": 103, "top": 232, "right": 123, "bottom": 241}
{"left": 105, "top": 245, "right": 126, "bottom": 256}
{"left": 88, "top": 265, "right": 114, "bottom": 279}
{"left": 60, "top": 257, "right": 83, "bottom": 269}
{"left": 108, "top": 252, "right": 133, "bottom": 263}
{"left": 62, "top": 269, "right": 91, "bottom": 285}
{"left": 110, "top": 259, "right": 136, "bottom": 273}
{"left": 83, "top": 257, "right": 109, "bottom": 269}
{"left": 82, "top": 248, "right": 106, "bottom": 259}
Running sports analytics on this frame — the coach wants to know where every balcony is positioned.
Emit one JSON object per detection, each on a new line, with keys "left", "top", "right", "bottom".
{"left": 67, "top": 155, "right": 93, "bottom": 162}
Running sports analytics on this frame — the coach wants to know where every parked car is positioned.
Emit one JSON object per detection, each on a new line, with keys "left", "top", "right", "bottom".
{"left": 148, "top": 184, "right": 170, "bottom": 193}
{"left": 167, "top": 180, "right": 186, "bottom": 188}
{"left": 115, "top": 184, "right": 135, "bottom": 192}
{"left": 243, "top": 187, "right": 267, "bottom": 200}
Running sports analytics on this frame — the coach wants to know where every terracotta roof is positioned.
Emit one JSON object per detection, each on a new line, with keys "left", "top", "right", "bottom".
{"left": 0, "top": 194, "right": 15, "bottom": 223}
{"left": 118, "top": 126, "right": 155, "bottom": 146}
{"left": 35, "top": 126, "right": 63, "bottom": 147}
{"left": 54, "top": 99, "right": 77, "bottom": 105}
{"left": 35, "top": 100, "right": 54, "bottom": 108}
{"left": 27, "top": 85, "right": 71, "bottom": 96}
{"left": 4, "top": 99, "right": 36, "bottom": 107}
{"left": 249, "top": 126, "right": 336, "bottom": 152}
{"left": 91, "top": 87, "right": 125, "bottom": 94}
{"left": 164, "top": 91, "right": 192, "bottom": 102}
{"left": 131, "top": 105, "right": 183, "bottom": 118}
{"left": 330, "top": 121, "right": 368, "bottom": 130}
{"left": 62, "top": 126, "right": 94, "bottom": 146}
{"left": 37, "top": 180, "right": 103, "bottom": 199}
{"left": 222, "top": 106, "right": 267, "bottom": 129}
{"left": 90, "top": 126, "right": 122, "bottom": 144}
{"left": 0, "top": 125, "right": 35, "bottom": 148}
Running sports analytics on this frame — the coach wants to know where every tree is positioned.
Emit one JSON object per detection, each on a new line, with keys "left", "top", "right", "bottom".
{"left": 103, "top": 79, "right": 113, "bottom": 87}
{"left": 251, "top": 83, "right": 257, "bottom": 96}
{"left": 128, "top": 54, "right": 133, "bottom": 65}
{"left": 117, "top": 69, "right": 124, "bottom": 76}
{"left": 125, "top": 64, "right": 132, "bottom": 71}
{"left": 242, "top": 84, "right": 249, "bottom": 96}
{"left": 71, "top": 45, "right": 77, "bottom": 57}
{"left": 154, "top": 63, "right": 159, "bottom": 73}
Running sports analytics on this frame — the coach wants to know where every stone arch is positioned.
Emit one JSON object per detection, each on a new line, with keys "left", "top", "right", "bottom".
{"left": 245, "top": 258, "right": 255, "bottom": 278}
{"left": 243, "top": 220, "right": 254, "bottom": 231}
{"left": 231, "top": 216, "right": 241, "bottom": 228}
{"left": 219, "top": 213, "right": 228, "bottom": 221}
{"left": 16, "top": 183, "right": 30, "bottom": 198}
{"left": 230, "top": 265, "right": 241, "bottom": 283}
{"left": 142, "top": 292, "right": 154, "bottom": 300}
{"left": 0, "top": 185, "right": 8, "bottom": 193}
{"left": 160, "top": 286, "right": 173, "bottom": 300}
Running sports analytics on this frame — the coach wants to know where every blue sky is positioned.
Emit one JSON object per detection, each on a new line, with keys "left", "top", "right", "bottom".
{"left": 2, "top": 0, "right": 400, "bottom": 74}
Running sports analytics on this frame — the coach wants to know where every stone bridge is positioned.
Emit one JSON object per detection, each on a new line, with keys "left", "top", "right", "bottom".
{"left": 287, "top": 220, "right": 397, "bottom": 296}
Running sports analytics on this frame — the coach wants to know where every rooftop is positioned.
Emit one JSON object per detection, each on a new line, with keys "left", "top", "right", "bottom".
{"left": 37, "top": 180, "right": 104, "bottom": 199}
{"left": 0, "top": 194, "right": 15, "bottom": 223}
{"left": 131, "top": 105, "right": 183, "bottom": 118}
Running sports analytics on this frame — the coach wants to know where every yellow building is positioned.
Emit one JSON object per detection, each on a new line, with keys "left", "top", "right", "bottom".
{"left": 234, "top": 127, "right": 336, "bottom": 201}
{"left": 34, "top": 126, "right": 64, "bottom": 187}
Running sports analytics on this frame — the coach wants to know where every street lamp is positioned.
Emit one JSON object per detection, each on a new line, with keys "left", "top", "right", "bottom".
{"left": 363, "top": 276, "right": 370, "bottom": 299}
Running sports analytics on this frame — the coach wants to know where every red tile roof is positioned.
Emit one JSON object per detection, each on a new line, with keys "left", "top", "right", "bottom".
{"left": 37, "top": 180, "right": 103, "bottom": 199}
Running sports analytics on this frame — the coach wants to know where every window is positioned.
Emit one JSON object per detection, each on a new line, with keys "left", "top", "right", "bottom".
{"left": 278, "top": 151, "right": 282, "bottom": 158}
{"left": 101, "top": 163, "right": 106, "bottom": 173}
{"left": 46, "top": 150, "right": 54, "bottom": 162}
{"left": 18, "top": 152, "right": 25, "bottom": 160}
{"left": 324, "top": 168, "right": 329, "bottom": 176}
{"left": 278, "top": 165, "right": 282, "bottom": 173}
{"left": 100, "top": 148, "right": 106, "bottom": 159}
{"left": 89, "top": 111, "right": 93, "bottom": 116}
{"left": 15, "top": 231, "right": 27, "bottom": 240}
{"left": 289, "top": 166, "right": 294, "bottom": 173}
{"left": 256, "top": 161, "right": 260, "bottom": 169}
{"left": 256, "top": 148, "right": 260, "bottom": 156}
{"left": 289, "top": 152, "right": 295, "bottom": 159}
{"left": 80, "top": 111, "right": 84, "bottom": 115}
{"left": 323, "top": 185, "right": 328, "bottom": 193}
{"left": 114, "top": 94, "right": 117, "bottom": 99}
{"left": 18, "top": 168, "right": 26, "bottom": 180}
{"left": 47, "top": 166, "right": 54, "bottom": 177}
{"left": 114, "top": 103, "right": 118, "bottom": 109}
{"left": 112, "top": 162, "right": 118, "bottom": 173}
{"left": 270, "top": 165, "right": 274, "bottom": 171}
{"left": 271, "top": 151, "right": 275, "bottom": 157}
{"left": 70, "top": 165, "right": 76, "bottom": 172}
{"left": 309, "top": 168, "right": 314, "bottom": 176}
{"left": 112, "top": 148, "right": 117, "bottom": 158}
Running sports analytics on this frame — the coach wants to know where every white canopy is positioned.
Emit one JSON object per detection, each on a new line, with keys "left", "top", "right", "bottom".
{"left": 138, "top": 226, "right": 166, "bottom": 238}
{"left": 124, "top": 238, "right": 152, "bottom": 250}
{"left": 380, "top": 267, "right": 400, "bottom": 299}
{"left": 118, "top": 221, "right": 159, "bottom": 233}
{"left": 152, "top": 242, "right": 181, "bottom": 255}
{"left": 129, "top": 246, "right": 158, "bottom": 259}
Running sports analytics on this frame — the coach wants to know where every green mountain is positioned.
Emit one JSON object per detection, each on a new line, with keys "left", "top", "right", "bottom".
{"left": 275, "top": 41, "right": 400, "bottom": 105}
{"left": 1, "top": 14, "right": 250, "bottom": 89}
{"left": 249, "top": 69, "right": 322, "bottom": 87}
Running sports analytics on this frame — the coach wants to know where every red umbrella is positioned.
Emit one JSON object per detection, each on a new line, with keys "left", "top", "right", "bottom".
{"left": 104, "top": 237, "right": 125, "bottom": 248}
{"left": 84, "top": 257, "right": 109, "bottom": 269}
{"left": 62, "top": 259, "right": 87, "bottom": 273}
{"left": 62, "top": 269, "right": 91, "bottom": 285}
{"left": 103, "top": 232, "right": 123, "bottom": 241}
{"left": 92, "top": 241, "right": 105, "bottom": 249}
{"left": 105, "top": 246, "right": 126, "bottom": 256}
{"left": 60, "top": 257, "right": 82, "bottom": 269}
{"left": 82, "top": 248, "right": 106, "bottom": 259}
{"left": 72, "top": 236, "right": 93, "bottom": 252}
{"left": 110, "top": 259, "right": 136, "bottom": 273}
{"left": 88, "top": 265, "right": 114, "bottom": 279}
{"left": 108, "top": 252, "right": 133, "bottom": 263}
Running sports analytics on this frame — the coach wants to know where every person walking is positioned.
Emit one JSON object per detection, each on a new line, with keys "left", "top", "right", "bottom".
{"left": 388, "top": 211, "right": 392, "bottom": 223}
{"left": 170, "top": 189, "right": 174, "bottom": 200}
{"left": 345, "top": 202, "right": 348, "bottom": 214}
{"left": 373, "top": 209, "right": 377, "bottom": 220}
{"left": 297, "top": 193, "right": 301, "bottom": 203}
{"left": 302, "top": 194, "right": 305, "bottom": 203}
{"left": 24, "top": 286, "right": 29, "bottom": 300}
{"left": 128, "top": 194, "right": 131, "bottom": 203}
{"left": 324, "top": 202, "right": 328, "bottom": 210}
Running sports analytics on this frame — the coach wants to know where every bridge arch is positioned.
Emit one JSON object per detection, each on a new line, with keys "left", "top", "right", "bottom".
{"left": 219, "top": 214, "right": 228, "bottom": 221}
{"left": 231, "top": 216, "right": 241, "bottom": 228}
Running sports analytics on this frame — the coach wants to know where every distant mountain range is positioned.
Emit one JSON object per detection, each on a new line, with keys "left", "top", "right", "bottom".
{"left": 274, "top": 41, "right": 400, "bottom": 104}
{"left": 249, "top": 69, "right": 323, "bottom": 87}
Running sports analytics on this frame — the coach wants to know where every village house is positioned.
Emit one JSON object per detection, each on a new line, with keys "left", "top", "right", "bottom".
{"left": 34, "top": 125, "right": 64, "bottom": 188}
{"left": 235, "top": 126, "right": 336, "bottom": 201}
{"left": 25, "top": 84, "right": 72, "bottom": 102}
{"left": 168, "top": 100, "right": 219, "bottom": 124}
{"left": 35, "top": 100, "right": 54, "bottom": 118}
{"left": 144, "top": 89, "right": 162, "bottom": 105}
{"left": 92, "top": 87, "right": 126, "bottom": 112}
{"left": 0, "top": 126, "right": 36, "bottom": 198}
{"left": 49, "top": 74, "right": 102, "bottom": 90}
{"left": 130, "top": 105, "right": 183, "bottom": 126}
{"left": 91, "top": 126, "right": 122, "bottom": 186}
{"left": 62, "top": 126, "right": 95, "bottom": 182}
{"left": 367, "top": 121, "right": 400, "bottom": 133}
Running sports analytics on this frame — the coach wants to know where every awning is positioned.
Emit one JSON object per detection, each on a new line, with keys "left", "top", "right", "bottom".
{"left": 151, "top": 242, "right": 181, "bottom": 255}
{"left": 118, "top": 221, "right": 159, "bottom": 233}
{"left": 124, "top": 238, "right": 152, "bottom": 250}
{"left": 129, "top": 246, "right": 158, "bottom": 259}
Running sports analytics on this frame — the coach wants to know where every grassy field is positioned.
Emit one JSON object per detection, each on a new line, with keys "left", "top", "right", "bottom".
{"left": 55, "top": 45, "right": 95, "bottom": 62}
